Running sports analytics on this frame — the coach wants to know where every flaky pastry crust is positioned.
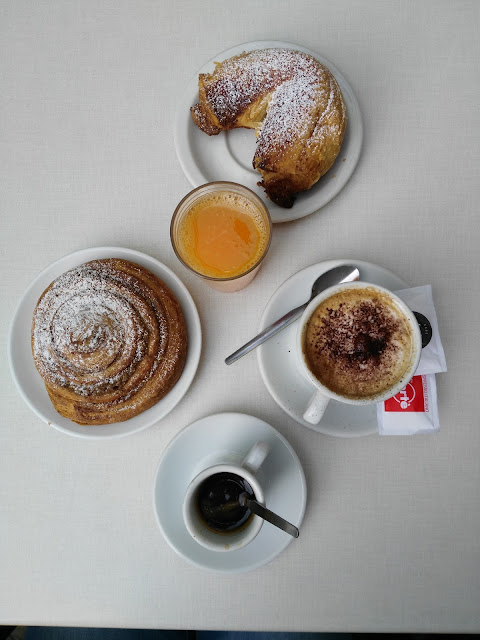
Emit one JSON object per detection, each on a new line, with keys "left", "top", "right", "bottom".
{"left": 191, "top": 48, "right": 347, "bottom": 208}
{"left": 31, "top": 259, "right": 187, "bottom": 425}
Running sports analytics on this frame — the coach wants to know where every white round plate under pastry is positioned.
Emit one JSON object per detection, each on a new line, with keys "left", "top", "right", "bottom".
{"left": 8, "top": 247, "right": 202, "bottom": 439}
{"left": 174, "top": 40, "right": 363, "bottom": 224}
{"left": 257, "top": 260, "right": 409, "bottom": 437}
{"left": 153, "top": 412, "right": 306, "bottom": 573}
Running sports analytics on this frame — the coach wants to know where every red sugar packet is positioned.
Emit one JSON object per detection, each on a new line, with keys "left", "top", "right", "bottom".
{"left": 377, "top": 374, "right": 439, "bottom": 435}
{"left": 377, "top": 285, "right": 445, "bottom": 435}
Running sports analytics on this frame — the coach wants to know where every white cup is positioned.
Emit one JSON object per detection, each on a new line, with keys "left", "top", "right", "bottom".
{"left": 183, "top": 441, "right": 270, "bottom": 552}
{"left": 297, "top": 282, "right": 422, "bottom": 424}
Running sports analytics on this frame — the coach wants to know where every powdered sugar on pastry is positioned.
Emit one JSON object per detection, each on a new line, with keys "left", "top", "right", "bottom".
{"left": 191, "top": 48, "right": 346, "bottom": 207}
{"left": 32, "top": 259, "right": 187, "bottom": 425}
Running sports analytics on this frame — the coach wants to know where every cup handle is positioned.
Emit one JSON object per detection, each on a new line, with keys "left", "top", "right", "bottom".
{"left": 241, "top": 441, "right": 270, "bottom": 475}
{"left": 303, "top": 390, "right": 331, "bottom": 424}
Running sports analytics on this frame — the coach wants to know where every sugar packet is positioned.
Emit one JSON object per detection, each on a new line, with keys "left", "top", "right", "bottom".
{"left": 377, "top": 285, "right": 445, "bottom": 435}
{"left": 377, "top": 374, "right": 440, "bottom": 435}
{"left": 394, "top": 285, "right": 447, "bottom": 375}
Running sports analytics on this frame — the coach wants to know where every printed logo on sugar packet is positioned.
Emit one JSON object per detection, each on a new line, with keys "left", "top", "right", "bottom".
{"left": 384, "top": 375, "right": 429, "bottom": 412}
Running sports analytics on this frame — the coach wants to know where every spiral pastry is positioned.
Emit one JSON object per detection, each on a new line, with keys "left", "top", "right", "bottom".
{"left": 31, "top": 259, "right": 188, "bottom": 425}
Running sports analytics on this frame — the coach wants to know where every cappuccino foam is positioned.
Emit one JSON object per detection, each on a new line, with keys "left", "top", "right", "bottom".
{"left": 303, "top": 287, "right": 416, "bottom": 400}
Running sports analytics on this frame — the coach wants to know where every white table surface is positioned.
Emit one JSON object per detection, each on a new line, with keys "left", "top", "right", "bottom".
{"left": 1, "top": 0, "right": 479, "bottom": 633}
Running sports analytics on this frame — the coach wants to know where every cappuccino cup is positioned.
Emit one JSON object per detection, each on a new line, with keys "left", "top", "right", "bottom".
{"left": 183, "top": 441, "right": 270, "bottom": 552}
{"left": 297, "top": 282, "right": 422, "bottom": 424}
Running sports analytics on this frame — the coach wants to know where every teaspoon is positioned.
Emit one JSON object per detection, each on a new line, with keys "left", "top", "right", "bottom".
{"left": 225, "top": 264, "right": 360, "bottom": 365}
{"left": 239, "top": 493, "right": 299, "bottom": 538}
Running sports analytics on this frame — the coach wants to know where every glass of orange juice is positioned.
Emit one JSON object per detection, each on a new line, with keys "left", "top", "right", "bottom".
{"left": 171, "top": 182, "right": 272, "bottom": 292}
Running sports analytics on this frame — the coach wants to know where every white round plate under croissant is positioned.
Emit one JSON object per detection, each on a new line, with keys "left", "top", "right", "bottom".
{"left": 8, "top": 247, "right": 202, "bottom": 439}
{"left": 174, "top": 40, "right": 363, "bottom": 223}
{"left": 257, "top": 259, "right": 409, "bottom": 437}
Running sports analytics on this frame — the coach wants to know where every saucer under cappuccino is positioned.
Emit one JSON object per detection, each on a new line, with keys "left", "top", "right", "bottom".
{"left": 303, "top": 286, "right": 417, "bottom": 400}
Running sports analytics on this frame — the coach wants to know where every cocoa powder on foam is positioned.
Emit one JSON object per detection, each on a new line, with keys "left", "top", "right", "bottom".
{"left": 304, "top": 288, "right": 415, "bottom": 399}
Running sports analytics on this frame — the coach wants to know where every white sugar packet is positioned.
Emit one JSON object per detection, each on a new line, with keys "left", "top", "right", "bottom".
{"left": 377, "top": 285, "right": 445, "bottom": 435}
{"left": 394, "top": 285, "right": 447, "bottom": 375}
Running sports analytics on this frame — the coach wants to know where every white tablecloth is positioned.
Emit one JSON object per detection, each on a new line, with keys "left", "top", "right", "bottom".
{"left": 1, "top": 0, "right": 479, "bottom": 633}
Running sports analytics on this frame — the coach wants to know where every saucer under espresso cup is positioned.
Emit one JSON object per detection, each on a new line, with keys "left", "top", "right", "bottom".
{"left": 170, "top": 181, "right": 272, "bottom": 292}
{"left": 153, "top": 412, "right": 306, "bottom": 573}
{"left": 297, "top": 281, "right": 422, "bottom": 424}
{"left": 183, "top": 441, "right": 270, "bottom": 552}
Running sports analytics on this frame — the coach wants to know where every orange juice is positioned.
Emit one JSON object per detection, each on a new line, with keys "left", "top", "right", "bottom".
{"left": 175, "top": 192, "right": 270, "bottom": 279}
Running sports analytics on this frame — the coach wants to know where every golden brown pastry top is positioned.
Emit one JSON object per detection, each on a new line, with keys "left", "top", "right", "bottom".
{"left": 31, "top": 259, "right": 187, "bottom": 425}
{"left": 191, "top": 48, "right": 347, "bottom": 208}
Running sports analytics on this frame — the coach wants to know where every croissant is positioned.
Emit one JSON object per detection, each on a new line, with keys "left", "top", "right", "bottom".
{"left": 191, "top": 48, "right": 347, "bottom": 208}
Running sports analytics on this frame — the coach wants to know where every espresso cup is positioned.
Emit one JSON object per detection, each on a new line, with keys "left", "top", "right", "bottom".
{"left": 183, "top": 441, "right": 270, "bottom": 552}
{"left": 297, "top": 282, "right": 422, "bottom": 424}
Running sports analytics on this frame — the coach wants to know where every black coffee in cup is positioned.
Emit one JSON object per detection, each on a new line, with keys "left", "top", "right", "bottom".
{"left": 196, "top": 472, "right": 256, "bottom": 533}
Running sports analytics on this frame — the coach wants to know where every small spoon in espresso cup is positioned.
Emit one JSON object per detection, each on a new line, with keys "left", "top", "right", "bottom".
{"left": 239, "top": 493, "right": 299, "bottom": 538}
